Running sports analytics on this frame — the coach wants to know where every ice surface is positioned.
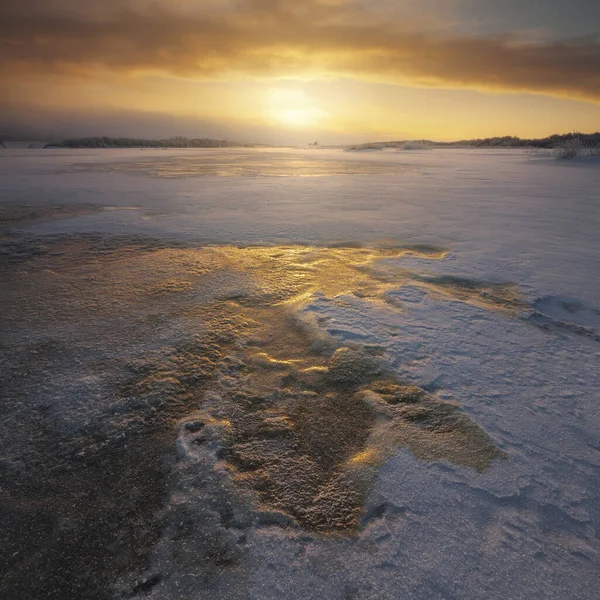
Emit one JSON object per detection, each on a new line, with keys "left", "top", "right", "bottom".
{"left": 1, "top": 147, "right": 599, "bottom": 599}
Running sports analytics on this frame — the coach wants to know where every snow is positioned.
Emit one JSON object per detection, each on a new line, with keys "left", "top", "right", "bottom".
{"left": 1, "top": 147, "right": 599, "bottom": 599}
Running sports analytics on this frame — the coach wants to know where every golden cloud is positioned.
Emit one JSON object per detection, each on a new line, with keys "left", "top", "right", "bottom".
{"left": 1, "top": 0, "right": 599, "bottom": 102}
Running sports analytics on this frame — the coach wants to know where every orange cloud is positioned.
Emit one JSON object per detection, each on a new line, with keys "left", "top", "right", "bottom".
{"left": 1, "top": 0, "right": 599, "bottom": 102}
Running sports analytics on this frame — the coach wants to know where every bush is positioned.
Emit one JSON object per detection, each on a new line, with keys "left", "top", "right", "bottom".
{"left": 553, "top": 137, "right": 600, "bottom": 160}
{"left": 554, "top": 138, "right": 584, "bottom": 159}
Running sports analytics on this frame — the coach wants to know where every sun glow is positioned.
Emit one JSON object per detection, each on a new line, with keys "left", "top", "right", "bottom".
{"left": 267, "top": 88, "right": 329, "bottom": 128}
{"left": 276, "top": 107, "right": 328, "bottom": 127}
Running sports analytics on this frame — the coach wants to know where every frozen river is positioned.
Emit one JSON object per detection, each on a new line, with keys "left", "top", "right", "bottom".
{"left": 1, "top": 147, "right": 599, "bottom": 599}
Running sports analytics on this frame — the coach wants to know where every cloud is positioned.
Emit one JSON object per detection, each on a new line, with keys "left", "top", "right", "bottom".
{"left": 1, "top": 0, "right": 599, "bottom": 102}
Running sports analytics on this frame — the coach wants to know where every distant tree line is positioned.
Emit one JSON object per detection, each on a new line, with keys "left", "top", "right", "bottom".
{"left": 6, "top": 131, "right": 599, "bottom": 151}
{"left": 347, "top": 132, "right": 600, "bottom": 152}
{"left": 445, "top": 132, "right": 600, "bottom": 148}
{"left": 45, "top": 136, "right": 254, "bottom": 149}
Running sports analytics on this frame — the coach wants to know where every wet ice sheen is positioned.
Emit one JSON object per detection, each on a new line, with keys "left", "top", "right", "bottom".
{"left": 1, "top": 147, "right": 599, "bottom": 600}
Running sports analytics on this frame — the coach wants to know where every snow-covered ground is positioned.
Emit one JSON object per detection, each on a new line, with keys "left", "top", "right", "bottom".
{"left": 1, "top": 147, "right": 599, "bottom": 599}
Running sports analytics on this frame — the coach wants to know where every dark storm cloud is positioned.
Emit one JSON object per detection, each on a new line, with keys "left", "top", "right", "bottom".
{"left": 1, "top": 0, "right": 599, "bottom": 101}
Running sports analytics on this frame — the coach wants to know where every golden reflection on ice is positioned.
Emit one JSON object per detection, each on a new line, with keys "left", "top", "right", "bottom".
{"left": 8, "top": 239, "right": 509, "bottom": 533}
{"left": 68, "top": 154, "right": 413, "bottom": 178}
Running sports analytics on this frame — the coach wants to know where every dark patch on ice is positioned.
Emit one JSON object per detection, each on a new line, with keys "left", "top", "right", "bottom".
{"left": 0, "top": 235, "right": 50, "bottom": 266}
{"left": 0, "top": 420, "right": 173, "bottom": 599}
{"left": 528, "top": 312, "right": 600, "bottom": 342}
{"left": 0, "top": 290, "right": 237, "bottom": 597}
{"left": 0, "top": 232, "right": 200, "bottom": 271}
{"left": 400, "top": 243, "right": 449, "bottom": 257}
{"left": 0, "top": 237, "right": 507, "bottom": 597}
{"left": 360, "top": 501, "right": 407, "bottom": 527}
{"left": 0, "top": 203, "right": 102, "bottom": 230}
{"left": 409, "top": 273, "right": 527, "bottom": 313}
{"left": 0, "top": 203, "right": 102, "bottom": 229}
{"left": 130, "top": 573, "right": 162, "bottom": 596}
{"left": 526, "top": 295, "right": 600, "bottom": 342}
{"left": 193, "top": 305, "right": 504, "bottom": 533}
{"left": 370, "top": 383, "right": 425, "bottom": 404}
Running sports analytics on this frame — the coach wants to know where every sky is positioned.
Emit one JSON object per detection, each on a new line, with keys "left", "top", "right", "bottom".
{"left": 1, "top": 0, "right": 599, "bottom": 144}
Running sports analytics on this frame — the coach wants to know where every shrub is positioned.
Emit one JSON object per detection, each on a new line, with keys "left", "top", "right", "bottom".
{"left": 554, "top": 138, "right": 584, "bottom": 160}
{"left": 553, "top": 136, "right": 600, "bottom": 160}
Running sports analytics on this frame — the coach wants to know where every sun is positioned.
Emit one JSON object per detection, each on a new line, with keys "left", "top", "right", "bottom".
{"left": 277, "top": 107, "right": 327, "bottom": 127}
{"left": 267, "top": 88, "right": 329, "bottom": 128}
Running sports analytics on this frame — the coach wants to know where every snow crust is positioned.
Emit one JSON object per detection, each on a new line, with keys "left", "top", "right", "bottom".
{"left": 1, "top": 147, "right": 599, "bottom": 599}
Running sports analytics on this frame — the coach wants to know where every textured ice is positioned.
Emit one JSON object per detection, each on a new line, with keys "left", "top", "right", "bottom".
{"left": 1, "top": 147, "right": 599, "bottom": 600}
